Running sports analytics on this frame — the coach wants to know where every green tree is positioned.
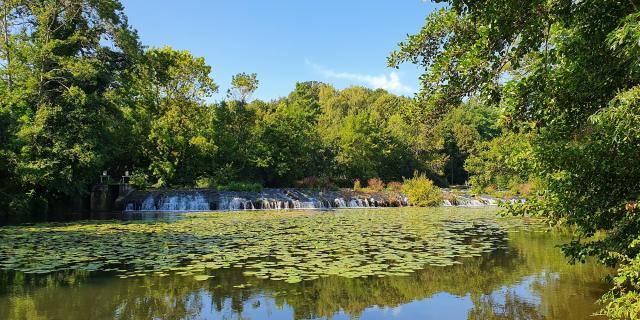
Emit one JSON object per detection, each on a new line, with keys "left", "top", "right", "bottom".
{"left": 132, "top": 47, "right": 218, "bottom": 187}
{"left": 227, "top": 72, "right": 259, "bottom": 103}
{"left": 250, "top": 99, "right": 322, "bottom": 185}
{"left": 316, "top": 86, "right": 421, "bottom": 183}
{"left": 391, "top": 1, "right": 640, "bottom": 317}
{"left": 434, "top": 99, "right": 501, "bottom": 185}
{"left": 0, "top": 0, "right": 140, "bottom": 220}
{"left": 212, "top": 100, "right": 257, "bottom": 184}
{"left": 464, "top": 131, "right": 534, "bottom": 193}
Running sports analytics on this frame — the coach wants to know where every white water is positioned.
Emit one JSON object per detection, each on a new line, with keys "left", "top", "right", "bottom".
{"left": 127, "top": 193, "right": 210, "bottom": 211}
{"left": 123, "top": 189, "right": 513, "bottom": 212}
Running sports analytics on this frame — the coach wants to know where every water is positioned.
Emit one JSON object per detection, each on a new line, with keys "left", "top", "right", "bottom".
{"left": 122, "top": 189, "right": 410, "bottom": 211}
{"left": 0, "top": 209, "right": 611, "bottom": 320}
{"left": 121, "top": 188, "right": 518, "bottom": 212}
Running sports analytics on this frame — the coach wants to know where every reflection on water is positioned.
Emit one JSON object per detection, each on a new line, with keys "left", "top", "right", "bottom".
{"left": 0, "top": 228, "right": 610, "bottom": 319}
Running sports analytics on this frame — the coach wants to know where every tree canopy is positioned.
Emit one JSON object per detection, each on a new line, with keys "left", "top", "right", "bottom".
{"left": 391, "top": 1, "right": 640, "bottom": 317}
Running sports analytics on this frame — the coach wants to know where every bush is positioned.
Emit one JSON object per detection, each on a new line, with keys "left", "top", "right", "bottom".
{"left": 402, "top": 172, "right": 443, "bottom": 207}
{"left": 130, "top": 170, "right": 150, "bottom": 189}
{"left": 386, "top": 181, "right": 403, "bottom": 192}
{"left": 366, "top": 178, "right": 385, "bottom": 192}
{"left": 216, "top": 182, "right": 263, "bottom": 192}
{"left": 600, "top": 240, "right": 640, "bottom": 320}
{"left": 353, "top": 179, "right": 362, "bottom": 191}
{"left": 195, "top": 177, "right": 215, "bottom": 188}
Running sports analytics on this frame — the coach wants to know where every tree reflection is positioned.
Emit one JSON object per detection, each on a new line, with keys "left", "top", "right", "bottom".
{"left": 469, "top": 292, "right": 543, "bottom": 320}
{"left": 0, "top": 232, "right": 610, "bottom": 320}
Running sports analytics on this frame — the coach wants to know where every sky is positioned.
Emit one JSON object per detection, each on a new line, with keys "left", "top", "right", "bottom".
{"left": 120, "top": 0, "right": 438, "bottom": 101}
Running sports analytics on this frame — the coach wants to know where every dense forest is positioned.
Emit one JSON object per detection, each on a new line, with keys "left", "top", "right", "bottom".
{"left": 0, "top": 1, "right": 520, "bottom": 222}
{"left": 0, "top": 0, "right": 639, "bottom": 318}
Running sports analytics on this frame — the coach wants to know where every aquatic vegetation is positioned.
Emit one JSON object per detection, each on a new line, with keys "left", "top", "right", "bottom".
{"left": 0, "top": 208, "right": 542, "bottom": 282}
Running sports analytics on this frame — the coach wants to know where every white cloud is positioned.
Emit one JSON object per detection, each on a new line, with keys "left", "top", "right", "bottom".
{"left": 305, "top": 60, "right": 414, "bottom": 95}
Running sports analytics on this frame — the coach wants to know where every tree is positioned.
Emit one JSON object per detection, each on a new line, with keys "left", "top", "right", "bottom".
{"left": 391, "top": 1, "right": 640, "bottom": 317}
{"left": 227, "top": 72, "right": 259, "bottom": 103}
{"left": 212, "top": 99, "right": 257, "bottom": 184}
{"left": 0, "top": 0, "right": 141, "bottom": 220}
{"left": 464, "top": 131, "right": 534, "bottom": 193}
{"left": 250, "top": 99, "right": 322, "bottom": 186}
{"left": 434, "top": 99, "right": 501, "bottom": 185}
{"left": 133, "top": 47, "right": 218, "bottom": 187}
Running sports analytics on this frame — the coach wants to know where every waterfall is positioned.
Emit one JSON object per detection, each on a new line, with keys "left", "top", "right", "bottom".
{"left": 219, "top": 197, "right": 254, "bottom": 211}
{"left": 141, "top": 195, "right": 156, "bottom": 210}
{"left": 121, "top": 188, "right": 510, "bottom": 212}
{"left": 125, "top": 193, "right": 210, "bottom": 211}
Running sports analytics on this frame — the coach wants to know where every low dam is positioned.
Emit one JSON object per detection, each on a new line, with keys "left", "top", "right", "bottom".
{"left": 116, "top": 188, "right": 521, "bottom": 212}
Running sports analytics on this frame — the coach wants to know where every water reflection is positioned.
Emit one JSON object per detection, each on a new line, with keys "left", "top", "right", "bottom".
{"left": 0, "top": 232, "right": 610, "bottom": 319}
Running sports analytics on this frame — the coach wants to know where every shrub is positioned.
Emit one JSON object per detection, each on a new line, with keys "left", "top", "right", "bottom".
{"left": 130, "top": 170, "right": 150, "bottom": 189}
{"left": 367, "top": 178, "right": 385, "bottom": 192}
{"left": 386, "top": 181, "right": 403, "bottom": 192}
{"left": 216, "top": 182, "right": 263, "bottom": 192}
{"left": 402, "top": 172, "right": 443, "bottom": 207}
{"left": 353, "top": 179, "right": 362, "bottom": 191}
{"left": 195, "top": 177, "right": 215, "bottom": 188}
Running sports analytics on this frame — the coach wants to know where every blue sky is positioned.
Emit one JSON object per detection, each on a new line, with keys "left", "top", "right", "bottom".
{"left": 120, "top": 0, "right": 438, "bottom": 101}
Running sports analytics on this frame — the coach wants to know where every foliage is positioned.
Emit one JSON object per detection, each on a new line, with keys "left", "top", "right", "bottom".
{"left": 227, "top": 72, "right": 259, "bottom": 102}
{"left": 386, "top": 181, "right": 403, "bottom": 192}
{"left": 194, "top": 177, "right": 215, "bottom": 189}
{"left": 129, "top": 170, "right": 150, "bottom": 190}
{"left": 317, "top": 87, "right": 420, "bottom": 183}
{"left": 601, "top": 238, "right": 640, "bottom": 319}
{"left": 393, "top": 0, "right": 640, "bottom": 316}
{"left": 294, "top": 176, "right": 335, "bottom": 189}
{"left": 402, "top": 172, "right": 443, "bottom": 207}
{"left": 366, "top": 178, "right": 385, "bottom": 192}
{"left": 250, "top": 89, "right": 323, "bottom": 186}
{"left": 133, "top": 47, "right": 218, "bottom": 187}
{"left": 353, "top": 179, "right": 362, "bottom": 191}
{"left": 464, "top": 131, "right": 534, "bottom": 193}
{"left": 434, "top": 99, "right": 502, "bottom": 185}
{"left": 216, "top": 182, "right": 263, "bottom": 192}
{"left": 212, "top": 101, "right": 257, "bottom": 183}
{"left": 0, "top": 0, "right": 141, "bottom": 220}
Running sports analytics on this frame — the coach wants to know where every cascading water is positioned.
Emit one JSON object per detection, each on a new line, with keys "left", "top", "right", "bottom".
{"left": 125, "top": 193, "right": 210, "bottom": 211}
{"left": 121, "top": 188, "right": 514, "bottom": 212}
{"left": 219, "top": 197, "right": 255, "bottom": 211}
{"left": 141, "top": 195, "right": 156, "bottom": 210}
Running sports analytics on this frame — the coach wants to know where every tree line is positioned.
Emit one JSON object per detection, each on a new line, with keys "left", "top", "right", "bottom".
{"left": 0, "top": 0, "right": 522, "bottom": 223}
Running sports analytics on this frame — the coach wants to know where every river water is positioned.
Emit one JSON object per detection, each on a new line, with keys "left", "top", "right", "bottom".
{"left": 0, "top": 208, "right": 611, "bottom": 320}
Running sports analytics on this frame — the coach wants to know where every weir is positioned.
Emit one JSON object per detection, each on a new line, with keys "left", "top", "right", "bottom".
{"left": 117, "top": 188, "right": 522, "bottom": 212}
